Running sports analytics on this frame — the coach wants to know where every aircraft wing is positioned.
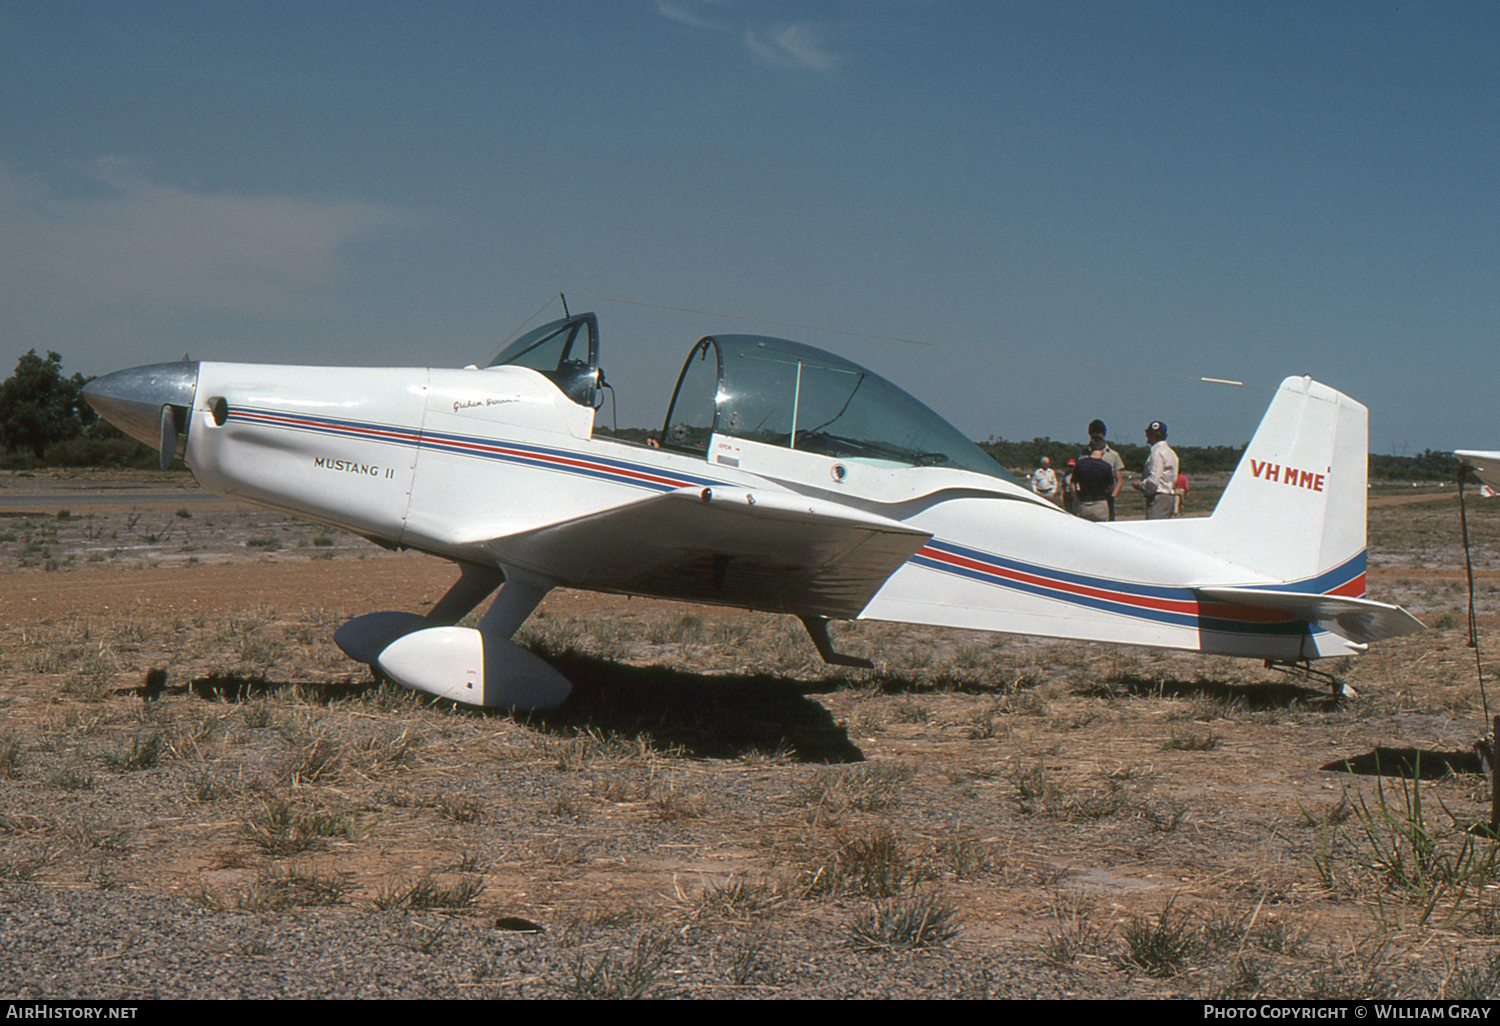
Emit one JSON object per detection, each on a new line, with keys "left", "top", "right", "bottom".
{"left": 1456, "top": 450, "right": 1500, "bottom": 492}
{"left": 485, "top": 486, "right": 933, "bottom": 619}
{"left": 1195, "top": 587, "right": 1426, "bottom": 645}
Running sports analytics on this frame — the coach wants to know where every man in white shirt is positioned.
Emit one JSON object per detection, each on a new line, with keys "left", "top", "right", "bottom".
{"left": 1132, "top": 420, "right": 1179, "bottom": 519}
{"left": 1031, "top": 457, "right": 1058, "bottom": 503}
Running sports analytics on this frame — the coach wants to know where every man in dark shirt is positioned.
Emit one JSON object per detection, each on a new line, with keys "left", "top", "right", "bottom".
{"left": 1087, "top": 419, "right": 1125, "bottom": 521}
{"left": 1071, "top": 448, "right": 1115, "bottom": 523}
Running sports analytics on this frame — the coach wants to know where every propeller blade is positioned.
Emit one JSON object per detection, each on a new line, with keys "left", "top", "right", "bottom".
{"left": 158, "top": 405, "right": 178, "bottom": 472}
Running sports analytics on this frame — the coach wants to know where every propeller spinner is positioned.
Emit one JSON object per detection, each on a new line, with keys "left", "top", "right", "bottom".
{"left": 82, "top": 362, "right": 199, "bottom": 469}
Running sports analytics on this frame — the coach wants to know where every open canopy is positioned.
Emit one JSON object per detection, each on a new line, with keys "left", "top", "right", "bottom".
{"left": 488, "top": 314, "right": 1014, "bottom": 484}
{"left": 661, "top": 334, "right": 1016, "bottom": 483}
{"left": 487, "top": 313, "right": 601, "bottom": 409}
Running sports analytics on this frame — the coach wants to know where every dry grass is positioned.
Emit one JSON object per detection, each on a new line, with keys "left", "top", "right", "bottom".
{"left": 3, "top": 477, "right": 1500, "bottom": 996}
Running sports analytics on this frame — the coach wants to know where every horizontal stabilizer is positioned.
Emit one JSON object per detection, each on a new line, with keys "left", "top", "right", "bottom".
{"left": 1196, "top": 587, "right": 1426, "bottom": 645}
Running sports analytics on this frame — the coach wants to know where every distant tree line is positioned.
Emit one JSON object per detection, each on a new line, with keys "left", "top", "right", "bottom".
{"left": 977, "top": 437, "right": 1247, "bottom": 478}
{"left": 982, "top": 436, "right": 1463, "bottom": 482}
{"left": 0, "top": 350, "right": 156, "bottom": 469}
{"left": 1368, "top": 449, "right": 1461, "bottom": 482}
{"left": 0, "top": 353, "right": 1468, "bottom": 481}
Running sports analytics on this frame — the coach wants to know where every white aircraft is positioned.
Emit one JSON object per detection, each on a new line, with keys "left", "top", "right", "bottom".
{"left": 1456, "top": 451, "right": 1500, "bottom": 495}
{"left": 83, "top": 312, "right": 1424, "bottom": 709}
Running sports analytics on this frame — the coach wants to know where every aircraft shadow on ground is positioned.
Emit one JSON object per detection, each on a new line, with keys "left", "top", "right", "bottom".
{"left": 1085, "top": 674, "right": 1336, "bottom": 709}
{"left": 1087, "top": 679, "right": 1487, "bottom": 779}
{"left": 831, "top": 671, "right": 1008, "bottom": 697}
{"left": 176, "top": 654, "right": 864, "bottom": 764}
{"left": 528, "top": 652, "right": 862, "bottom": 762}
{"left": 1323, "top": 745, "right": 1485, "bottom": 780}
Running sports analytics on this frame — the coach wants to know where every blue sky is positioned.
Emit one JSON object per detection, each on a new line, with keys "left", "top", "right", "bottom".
{"left": 2, "top": 1, "right": 1494, "bottom": 453}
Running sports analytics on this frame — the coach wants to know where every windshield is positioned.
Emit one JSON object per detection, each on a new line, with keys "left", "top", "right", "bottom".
{"left": 663, "top": 334, "right": 1017, "bottom": 483}
{"left": 486, "top": 313, "right": 600, "bottom": 407}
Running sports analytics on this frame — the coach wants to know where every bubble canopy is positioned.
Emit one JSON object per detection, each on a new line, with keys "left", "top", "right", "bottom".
{"left": 662, "top": 334, "right": 1016, "bottom": 484}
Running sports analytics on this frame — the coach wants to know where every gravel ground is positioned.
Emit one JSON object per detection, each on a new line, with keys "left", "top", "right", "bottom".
{"left": 1, "top": 882, "right": 1118, "bottom": 1000}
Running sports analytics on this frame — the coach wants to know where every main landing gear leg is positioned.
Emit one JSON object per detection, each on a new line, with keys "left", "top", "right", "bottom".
{"left": 334, "top": 564, "right": 571, "bottom": 710}
{"left": 334, "top": 561, "right": 504, "bottom": 665}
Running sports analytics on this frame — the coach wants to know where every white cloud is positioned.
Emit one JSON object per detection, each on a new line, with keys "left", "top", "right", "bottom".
{"left": 0, "top": 159, "right": 412, "bottom": 318}
{"left": 656, "top": 0, "right": 732, "bottom": 31}
{"left": 656, "top": 4, "right": 849, "bottom": 76}
{"left": 744, "top": 22, "right": 848, "bottom": 75}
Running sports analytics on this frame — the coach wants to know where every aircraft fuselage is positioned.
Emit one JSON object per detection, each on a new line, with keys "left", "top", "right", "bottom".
{"left": 177, "top": 361, "right": 1364, "bottom": 663}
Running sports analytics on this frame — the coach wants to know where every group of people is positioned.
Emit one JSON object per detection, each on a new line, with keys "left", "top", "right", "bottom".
{"left": 1030, "top": 419, "right": 1183, "bottom": 521}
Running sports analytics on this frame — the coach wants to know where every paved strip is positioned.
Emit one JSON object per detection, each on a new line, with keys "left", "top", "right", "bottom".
{"left": 0, "top": 557, "right": 463, "bottom": 622}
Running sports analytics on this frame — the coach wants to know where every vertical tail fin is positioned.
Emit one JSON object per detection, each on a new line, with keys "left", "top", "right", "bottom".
{"left": 1205, "top": 376, "right": 1367, "bottom": 590}
{"left": 1184, "top": 376, "right": 1424, "bottom": 650}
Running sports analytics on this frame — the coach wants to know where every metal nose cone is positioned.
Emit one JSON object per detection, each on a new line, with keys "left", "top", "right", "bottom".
{"left": 82, "top": 362, "right": 200, "bottom": 449}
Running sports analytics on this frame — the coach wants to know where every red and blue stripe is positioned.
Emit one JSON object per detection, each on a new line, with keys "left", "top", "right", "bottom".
{"left": 228, "top": 406, "right": 720, "bottom": 494}
{"left": 912, "top": 539, "right": 1366, "bottom": 638}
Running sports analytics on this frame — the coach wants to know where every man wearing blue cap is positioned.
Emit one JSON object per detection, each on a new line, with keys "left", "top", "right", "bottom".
{"left": 1133, "top": 420, "right": 1179, "bottom": 519}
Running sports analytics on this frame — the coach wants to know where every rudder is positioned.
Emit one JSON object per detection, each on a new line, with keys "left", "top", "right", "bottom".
{"left": 1201, "top": 376, "right": 1368, "bottom": 590}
